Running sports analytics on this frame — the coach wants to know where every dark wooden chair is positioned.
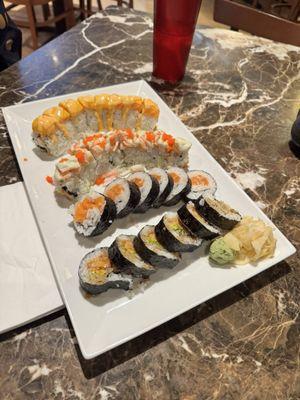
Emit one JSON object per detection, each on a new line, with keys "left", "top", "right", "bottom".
{"left": 115, "top": 0, "right": 134, "bottom": 7}
{"left": 78, "top": 0, "right": 133, "bottom": 21}
{"left": 5, "top": 0, "right": 76, "bottom": 49}
{"left": 214, "top": 0, "right": 300, "bottom": 46}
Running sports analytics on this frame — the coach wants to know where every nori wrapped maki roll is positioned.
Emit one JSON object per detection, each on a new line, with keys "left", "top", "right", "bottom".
{"left": 104, "top": 177, "right": 140, "bottom": 218}
{"left": 108, "top": 234, "right": 156, "bottom": 277}
{"left": 72, "top": 193, "right": 116, "bottom": 237}
{"left": 148, "top": 168, "right": 174, "bottom": 208}
{"left": 79, "top": 247, "right": 133, "bottom": 295}
{"left": 184, "top": 170, "right": 217, "bottom": 202}
{"left": 196, "top": 194, "right": 241, "bottom": 230}
{"left": 164, "top": 167, "right": 191, "bottom": 206}
{"left": 134, "top": 225, "right": 181, "bottom": 268}
{"left": 177, "top": 202, "right": 220, "bottom": 239}
{"left": 155, "top": 212, "right": 202, "bottom": 252}
{"left": 128, "top": 171, "right": 160, "bottom": 213}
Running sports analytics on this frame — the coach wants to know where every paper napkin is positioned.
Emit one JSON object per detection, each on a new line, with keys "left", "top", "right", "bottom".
{"left": 0, "top": 183, "right": 63, "bottom": 334}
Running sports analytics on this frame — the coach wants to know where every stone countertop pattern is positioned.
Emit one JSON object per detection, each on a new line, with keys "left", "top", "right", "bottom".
{"left": 0, "top": 7, "right": 299, "bottom": 400}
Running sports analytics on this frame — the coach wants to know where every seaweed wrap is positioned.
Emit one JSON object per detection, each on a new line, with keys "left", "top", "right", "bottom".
{"left": 127, "top": 171, "right": 160, "bottom": 213}
{"left": 79, "top": 247, "right": 133, "bottom": 295}
{"left": 108, "top": 235, "right": 156, "bottom": 277}
{"left": 177, "top": 201, "right": 220, "bottom": 239}
{"left": 134, "top": 225, "right": 180, "bottom": 268}
{"left": 155, "top": 212, "right": 202, "bottom": 252}
{"left": 196, "top": 194, "right": 241, "bottom": 230}
{"left": 184, "top": 170, "right": 217, "bottom": 202}
{"left": 148, "top": 167, "right": 174, "bottom": 208}
{"left": 104, "top": 177, "right": 140, "bottom": 218}
{"left": 72, "top": 193, "right": 116, "bottom": 236}
{"left": 164, "top": 167, "right": 191, "bottom": 206}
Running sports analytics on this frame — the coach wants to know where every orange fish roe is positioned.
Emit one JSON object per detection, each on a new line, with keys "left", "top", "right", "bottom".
{"left": 95, "top": 170, "right": 117, "bottom": 185}
{"left": 191, "top": 175, "right": 209, "bottom": 186}
{"left": 105, "top": 184, "right": 124, "bottom": 201}
{"left": 169, "top": 172, "right": 180, "bottom": 184}
{"left": 83, "top": 133, "right": 102, "bottom": 146}
{"left": 74, "top": 196, "right": 105, "bottom": 223}
{"left": 125, "top": 129, "right": 134, "bottom": 139}
{"left": 162, "top": 133, "right": 175, "bottom": 151}
{"left": 75, "top": 150, "right": 86, "bottom": 164}
{"left": 109, "top": 135, "right": 117, "bottom": 146}
{"left": 95, "top": 175, "right": 106, "bottom": 185}
{"left": 45, "top": 176, "right": 53, "bottom": 184}
{"left": 162, "top": 133, "right": 172, "bottom": 142}
{"left": 96, "top": 138, "right": 106, "bottom": 149}
{"left": 146, "top": 132, "right": 155, "bottom": 142}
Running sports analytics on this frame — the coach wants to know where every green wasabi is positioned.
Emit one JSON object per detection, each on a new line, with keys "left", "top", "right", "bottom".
{"left": 209, "top": 237, "right": 235, "bottom": 265}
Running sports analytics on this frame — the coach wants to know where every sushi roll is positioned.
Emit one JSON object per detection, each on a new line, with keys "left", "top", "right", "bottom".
{"left": 164, "top": 167, "right": 191, "bottom": 206}
{"left": 140, "top": 98, "right": 160, "bottom": 131}
{"left": 134, "top": 225, "right": 180, "bottom": 268}
{"left": 155, "top": 212, "right": 202, "bottom": 252}
{"left": 196, "top": 194, "right": 242, "bottom": 230}
{"left": 148, "top": 168, "right": 174, "bottom": 208}
{"left": 79, "top": 247, "right": 133, "bottom": 295}
{"left": 104, "top": 178, "right": 140, "bottom": 218}
{"left": 108, "top": 235, "right": 156, "bottom": 277}
{"left": 72, "top": 193, "right": 116, "bottom": 237}
{"left": 127, "top": 172, "right": 159, "bottom": 213}
{"left": 177, "top": 202, "right": 220, "bottom": 239}
{"left": 185, "top": 170, "right": 217, "bottom": 202}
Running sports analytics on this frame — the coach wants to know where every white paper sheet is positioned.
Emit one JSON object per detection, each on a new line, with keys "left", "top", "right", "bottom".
{"left": 0, "top": 183, "right": 63, "bottom": 334}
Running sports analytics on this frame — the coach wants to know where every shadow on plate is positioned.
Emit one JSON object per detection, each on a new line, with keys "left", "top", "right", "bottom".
{"left": 69, "top": 258, "right": 292, "bottom": 379}
{"left": 32, "top": 146, "right": 57, "bottom": 162}
{"left": 80, "top": 241, "right": 210, "bottom": 307}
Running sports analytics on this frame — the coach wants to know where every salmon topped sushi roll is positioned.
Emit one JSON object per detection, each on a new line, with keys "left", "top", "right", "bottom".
{"left": 164, "top": 167, "right": 191, "bottom": 206}
{"left": 127, "top": 171, "right": 160, "bottom": 213}
{"left": 149, "top": 167, "right": 174, "bottom": 208}
{"left": 185, "top": 170, "right": 217, "bottom": 202}
{"left": 104, "top": 178, "right": 140, "bottom": 218}
{"left": 72, "top": 193, "right": 116, "bottom": 237}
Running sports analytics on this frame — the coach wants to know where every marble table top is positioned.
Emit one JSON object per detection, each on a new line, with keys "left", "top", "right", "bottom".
{"left": 0, "top": 7, "right": 299, "bottom": 400}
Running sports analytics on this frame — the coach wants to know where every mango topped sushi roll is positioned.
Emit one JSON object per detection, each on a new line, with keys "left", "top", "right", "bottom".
{"left": 32, "top": 94, "right": 160, "bottom": 156}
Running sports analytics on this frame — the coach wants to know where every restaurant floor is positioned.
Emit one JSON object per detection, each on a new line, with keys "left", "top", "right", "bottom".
{"left": 5, "top": 0, "right": 227, "bottom": 58}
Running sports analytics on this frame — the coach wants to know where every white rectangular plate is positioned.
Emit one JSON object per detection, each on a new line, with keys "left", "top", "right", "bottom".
{"left": 3, "top": 80, "right": 295, "bottom": 359}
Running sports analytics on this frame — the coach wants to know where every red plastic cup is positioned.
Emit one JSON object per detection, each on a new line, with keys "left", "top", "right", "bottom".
{"left": 153, "top": 0, "right": 202, "bottom": 83}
